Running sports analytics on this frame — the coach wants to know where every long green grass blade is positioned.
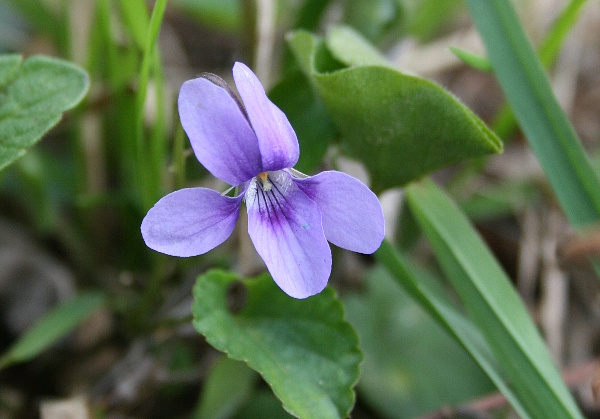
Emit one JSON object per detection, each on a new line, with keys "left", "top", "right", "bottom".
{"left": 135, "top": 0, "right": 167, "bottom": 210}
{"left": 405, "top": 179, "right": 582, "bottom": 418}
{"left": 466, "top": 0, "right": 600, "bottom": 229}
{"left": 0, "top": 292, "right": 105, "bottom": 371}
{"left": 538, "top": 0, "right": 588, "bottom": 67}
{"left": 455, "top": 0, "right": 587, "bottom": 77}
{"left": 491, "top": 0, "right": 588, "bottom": 138}
{"left": 120, "top": 0, "right": 151, "bottom": 50}
{"left": 375, "top": 240, "right": 528, "bottom": 417}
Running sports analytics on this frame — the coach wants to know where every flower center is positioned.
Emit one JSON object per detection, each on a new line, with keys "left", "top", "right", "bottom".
{"left": 257, "top": 171, "right": 272, "bottom": 191}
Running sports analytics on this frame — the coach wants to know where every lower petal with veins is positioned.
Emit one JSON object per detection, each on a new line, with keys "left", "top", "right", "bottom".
{"left": 246, "top": 171, "right": 331, "bottom": 299}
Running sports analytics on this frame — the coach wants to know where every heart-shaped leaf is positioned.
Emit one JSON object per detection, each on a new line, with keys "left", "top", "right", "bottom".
{"left": 0, "top": 54, "right": 89, "bottom": 171}
{"left": 192, "top": 270, "right": 362, "bottom": 418}
{"left": 286, "top": 28, "right": 502, "bottom": 192}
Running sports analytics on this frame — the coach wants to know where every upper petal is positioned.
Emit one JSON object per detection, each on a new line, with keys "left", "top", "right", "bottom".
{"left": 141, "top": 187, "right": 243, "bottom": 257}
{"left": 246, "top": 171, "right": 331, "bottom": 299}
{"left": 233, "top": 62, "right": 299, "bottom": 171}
{"left": 295, "top": 171, "right": 384, "bottom": 254}
{"left": 178, "top": 76, "right": 263, "bottom": 185}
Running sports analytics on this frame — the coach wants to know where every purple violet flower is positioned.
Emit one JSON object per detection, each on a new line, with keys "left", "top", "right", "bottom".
{"left": 141, "top": 62, "right": 384, "bottom": 299}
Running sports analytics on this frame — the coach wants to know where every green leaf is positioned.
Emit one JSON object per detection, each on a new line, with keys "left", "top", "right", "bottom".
{"left": 286, "top": 28, "right": 502, "bottom": 192}
{"left": 467, "top": 0, "right": 600, "bottom": 229}
{"left": 342, "top": 0, "right": 399, "bottom": 43}
{"left": 194, "top": 356, "right": 257, "bottom": 419}
{"left": 0, "top": 55, "right": 20, "bottom": 85}
{"left": 400, "top": 0, "right": 464, "bottom": 41}
{"left": 294, "top": 0, "right": 334, "bottom": 31}
{"left": 192, "top": 270, "right": 362, "bottom": 419}
{"left": 0, "top": 291, "right": 105, "bottom": 371}
{"left": 344, "top": 267, "right": 494, "bottom": 418}
{"left": 405, "top": 179, "right": 583, "bottom": 418}
{"left": 325, "top": 26, "right": 390, "bottom": 68}
{"left": 0, "top": 54, "right": 89, "bottom": 171}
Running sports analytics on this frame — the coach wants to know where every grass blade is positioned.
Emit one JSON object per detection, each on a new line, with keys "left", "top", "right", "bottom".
{"left": 0, "top": 292, "right": 105, "bottom": 371}
{"left": 466, "top": 0, "right": 600, "bottom": 229}
{"left": 375, "top": 240, "right": 528, "bottom": 417}
{"left": 135, "top": 0, "right": 167, "bottom": 210}
{"left": 405, "top": 179, "right": 582, "bottom": 418}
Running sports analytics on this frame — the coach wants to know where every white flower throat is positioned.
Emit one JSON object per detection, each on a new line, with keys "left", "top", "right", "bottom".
{"left": 257, "top": 171, "right": 272, "bottom": 191}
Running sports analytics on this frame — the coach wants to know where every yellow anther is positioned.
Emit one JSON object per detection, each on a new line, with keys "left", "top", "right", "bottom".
{"left": 258, "top": 172, "right": 272, "bottom": 191}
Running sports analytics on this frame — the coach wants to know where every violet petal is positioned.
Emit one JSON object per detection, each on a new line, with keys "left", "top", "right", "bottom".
{"left": 141, "top": 187, "right": 243, "bottom": 257}
{"left": 246, "top": 171, "right": 331, "bottom": 299}
{"left": 295, "top": 171, "right": 384, "bottom": 254}
{"left": 232, "top": 62, "right": 299, "bottom": 172}
{"left": 178, "top": 77, "right": 262, "bottom": 185}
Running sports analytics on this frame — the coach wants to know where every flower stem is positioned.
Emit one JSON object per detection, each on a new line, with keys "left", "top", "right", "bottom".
{"left": 173, "top": 120, "right": 186, "bottom": 191}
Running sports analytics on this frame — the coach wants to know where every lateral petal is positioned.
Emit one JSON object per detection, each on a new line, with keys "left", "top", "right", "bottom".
{"left": 233, "top": 62, "right": 299, "bottom": 172}
{"left": 295, "top": 171, "right": 384, "bottom": 254}
{"left": 246, "top": 171, "right": 331, "bottom": 299}
{"left": 141, "top": 187, "right": 243, "bottom": 257}
{"left": 178, "top": 76, "right": 262, "bottom": 185}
